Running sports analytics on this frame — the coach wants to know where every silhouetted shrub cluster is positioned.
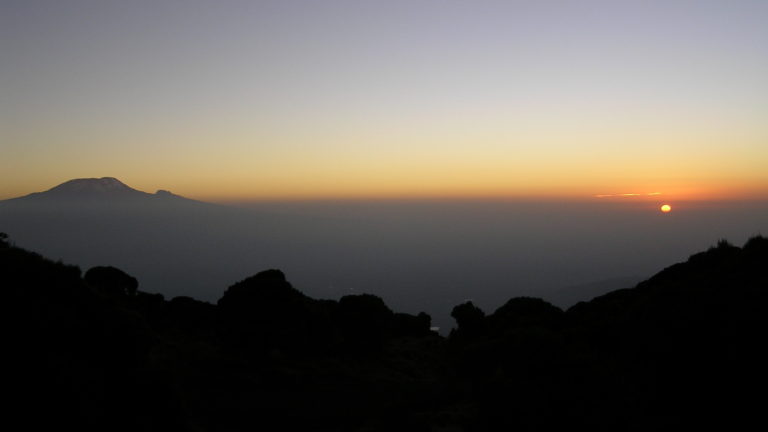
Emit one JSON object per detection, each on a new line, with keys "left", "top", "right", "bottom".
{"left": 216, "top": 270, "right": 430, "bottom": 359}
{"left": 4, "top": 234, "right": 768, "bottom": 431}
{"left": 85, "top": 265, "right": 139, "bottom": 297}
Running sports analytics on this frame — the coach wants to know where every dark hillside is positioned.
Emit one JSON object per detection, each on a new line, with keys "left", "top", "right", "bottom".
{"left": 448, "top": 236, "right": 768, "bottom": 430}
{"left": 3, "top": 232, "right": 767, "bottom": 430}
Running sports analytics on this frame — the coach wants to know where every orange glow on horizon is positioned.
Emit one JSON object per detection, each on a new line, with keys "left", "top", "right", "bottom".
{"left": 595, "top": 192, "right": 663, "bottom": 198}
{"left": 2, "top": 169, "right": 768, "bottom": 203}
{"left": 191, "top": 184, "right": 766, "bottom": 203}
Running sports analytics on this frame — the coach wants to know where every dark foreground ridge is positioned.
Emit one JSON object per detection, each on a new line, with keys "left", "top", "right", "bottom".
{"left": 3, "top": 232, "right": 768, "bottom": 431}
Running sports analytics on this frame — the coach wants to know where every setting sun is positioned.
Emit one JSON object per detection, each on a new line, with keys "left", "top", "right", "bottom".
{"left": 660, "top": 204, "right": 672, "bottom": 213}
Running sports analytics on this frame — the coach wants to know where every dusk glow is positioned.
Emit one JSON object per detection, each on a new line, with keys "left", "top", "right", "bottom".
{"left": 4, "top": 4, "right": 768, "bottom": 428}
{"left": 2, "top": 0, "right": 768, "bottom": 201}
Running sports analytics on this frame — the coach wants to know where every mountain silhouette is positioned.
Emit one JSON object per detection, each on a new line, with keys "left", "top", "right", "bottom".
{"left": 41, "top": 176, "right": 144, "bottom": 195}
{"left": 0, "top": 178, "right": 664, "bottom": 328}
{"left": 0, "top": 177, "right": 260, "bottom": 301}
{"left": 4, "top": 177, "right": 197, "bottom": 204}
{"left": 3, "top": 233, "right": 767, "bottom": 431}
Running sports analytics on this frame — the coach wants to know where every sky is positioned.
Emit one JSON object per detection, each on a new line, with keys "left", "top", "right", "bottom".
{"left": 2, "top": 0, "right": 767, "bottom": 201}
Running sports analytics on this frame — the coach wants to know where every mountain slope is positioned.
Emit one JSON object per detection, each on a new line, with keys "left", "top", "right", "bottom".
{"left": 3, "top": 233, "right": 768, "bottom": 430}
{"left": 2, "top": 177, "right": 203, "bottom": 205}
{"left": 35, "top": 176, "right": 147, "bottom": 197}
{"left": 3, "top": 178, "right": 766, "bottom": 334}
{"left": 449, "top": 236, "right": 768, "bottom": 430}
{"left": 0, "top": 177, "right": 268, "bottom": 301}
{"left": 1, "top": 235, "right": 440, "bottom": 431}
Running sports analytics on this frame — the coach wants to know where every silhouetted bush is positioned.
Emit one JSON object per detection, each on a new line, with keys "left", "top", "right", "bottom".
{"left": 4, "top": 235, "right": 768, "bottom": 431}
{"left": 743, "top": 234, "right": 768, "bottom": 257}
{"left": 216, "top": 269, "right": 333, "bottom": 356}
{"left": 450, "top": 301, "right": 487, "bottom": 339}
{"left": 391, "top": 311, "right": 432, "bottom": 338}
{"left": 337, "top": 293, "right": 394, "bottom": 352}
{"left": 85, "top": 266, "right": 138, "bottom": 297}
{"left": 163, "top": 296, "right": 216, "bottom": 338}
{"left": 488, "top": 297, "right": 563, "bottom": 334}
